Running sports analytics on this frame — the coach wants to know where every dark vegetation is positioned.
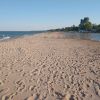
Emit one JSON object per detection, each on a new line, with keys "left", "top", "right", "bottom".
{"left": 48, "top": 17, "right": 100, "bottom": 33}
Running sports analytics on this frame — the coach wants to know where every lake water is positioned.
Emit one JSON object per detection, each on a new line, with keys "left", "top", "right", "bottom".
{"left": 64, "top": 32, "right": 100, "bottom": 41}
{"left": 0, "top": 31, "right": 44, "bottom": 41}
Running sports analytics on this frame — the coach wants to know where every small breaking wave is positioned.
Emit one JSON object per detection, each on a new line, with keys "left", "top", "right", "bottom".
{"left": 0, "top": 36, "right": 11, "bottom": 41}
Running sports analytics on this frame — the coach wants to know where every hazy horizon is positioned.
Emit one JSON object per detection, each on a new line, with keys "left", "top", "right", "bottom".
{"left": 0, "top": 0, "right": 100, "bottom": 31}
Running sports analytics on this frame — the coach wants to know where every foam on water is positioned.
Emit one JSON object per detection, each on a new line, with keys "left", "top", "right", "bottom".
{"left": 0, "top": 36, "right": 10, "bottom": 41}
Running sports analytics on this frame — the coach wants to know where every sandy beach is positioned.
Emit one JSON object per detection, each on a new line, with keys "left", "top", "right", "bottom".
{"left": 0, "top": 32, "right": 100, "bottom": 100}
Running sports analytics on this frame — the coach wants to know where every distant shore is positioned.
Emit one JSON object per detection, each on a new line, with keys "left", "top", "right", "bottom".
{"left": 0, "top": 32, "right": 100, "bottom": 100}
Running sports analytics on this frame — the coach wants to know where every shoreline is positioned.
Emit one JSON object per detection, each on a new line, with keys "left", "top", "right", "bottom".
{"left": 0, "top": 32, "right": 100, "bottom": 43}
{"left": 0, "top": 31, "right": 45, "bottom": 42}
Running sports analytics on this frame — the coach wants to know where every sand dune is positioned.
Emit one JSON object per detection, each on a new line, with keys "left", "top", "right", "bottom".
{"left": 0, "top": 32, "right": 100, "bottom": 100}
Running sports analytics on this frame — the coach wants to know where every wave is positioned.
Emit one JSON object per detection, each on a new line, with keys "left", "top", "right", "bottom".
{"left": 0, "top": 36, "right": 11, "bottom": 41}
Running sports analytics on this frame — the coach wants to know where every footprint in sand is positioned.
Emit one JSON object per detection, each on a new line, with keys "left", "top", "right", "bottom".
{"left": 93, "top": 81, "right": 100, "bottom": 97}
{"left": 29, "top": 85, "right": 36, "bottom": 91}
{"left": 15, "top": 80, "right": 26, "bottom": 92}
{"left": 1, "top": 92, "right": 17, "bottom": 100}
{"left": 2, "top": 95, "right": 9, "bottom": 100}
{"left": 55, "top": 91, "right": 75, "bottom": 100}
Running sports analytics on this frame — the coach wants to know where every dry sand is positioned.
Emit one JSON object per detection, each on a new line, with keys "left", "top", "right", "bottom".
{"left": 0, "top": 32, "right": 100, "bottom": 100}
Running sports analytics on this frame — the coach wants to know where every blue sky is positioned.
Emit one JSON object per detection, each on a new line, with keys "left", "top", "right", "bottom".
{"left": 0, "top": 0, "right": 100, "bottom": 31}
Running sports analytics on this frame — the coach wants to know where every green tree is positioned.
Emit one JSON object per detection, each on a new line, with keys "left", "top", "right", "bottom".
{"left": 83, "top": 22, "right": 92, "bottom": 31}
{"left": 79, "top": 17, "right": 92, "bottom": 31}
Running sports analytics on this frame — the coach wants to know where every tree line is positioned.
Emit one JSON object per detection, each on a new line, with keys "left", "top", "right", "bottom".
{"left": 48, "top": 17, "right": 100, "bottom": 33}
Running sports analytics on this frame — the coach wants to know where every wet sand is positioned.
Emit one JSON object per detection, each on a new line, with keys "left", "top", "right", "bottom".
{"left": 0, "top": 32, "right": 100, "bottom": 100}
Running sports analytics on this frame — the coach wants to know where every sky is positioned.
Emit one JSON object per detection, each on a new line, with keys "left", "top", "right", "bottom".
{"left": 0, "top": 0, "right": 100, "bottom": 31}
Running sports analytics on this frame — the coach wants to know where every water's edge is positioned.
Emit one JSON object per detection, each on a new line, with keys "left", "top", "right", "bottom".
{"left": 0, "top": 31, "right": 100, "bottom": 42}
{"left": 64, "top": 32, "right": 100, "bottom": 41}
